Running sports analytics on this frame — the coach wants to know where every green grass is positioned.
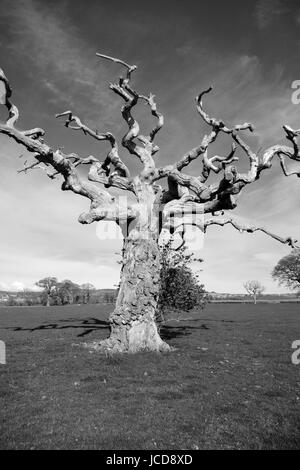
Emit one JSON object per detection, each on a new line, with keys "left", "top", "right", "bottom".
{"left": 0, "top": 303, "right": 300, "bottom": 449}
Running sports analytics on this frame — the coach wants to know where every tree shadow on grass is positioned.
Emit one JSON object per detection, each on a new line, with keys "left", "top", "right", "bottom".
{"left": 160, "top": 323, "right": 209, "bottom": 340}
{"left": 6, "top": 317, "right": 110, "bottom": 338}
{"left": 5, "top": 317, "right": 211, "bottom": 339}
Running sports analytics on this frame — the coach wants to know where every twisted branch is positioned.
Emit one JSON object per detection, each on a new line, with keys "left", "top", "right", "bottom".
{"left": 0, "top": 71, "right": 137, "bottom": 224}
{"left": 204, "top": 216, "right": 298, "bottom": 248}
{"left": 260, "top": 125, "right": 300, "bottom": 175}
{"left": 56, "top": 110, "right": 130, "bottom": 178}
{"left": 97, "top": 53, "right": 164, "bottom": 175}
{"left": 1, "top": 55, "right": 299, "bottom": 249}
{"left": 156, "top": 87, "right": 254, "bottom": 190}
{"left": 0, "top": 68, "right": 19, "bottom": 127}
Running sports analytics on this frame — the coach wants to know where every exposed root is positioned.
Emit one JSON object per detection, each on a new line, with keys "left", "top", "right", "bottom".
{"left": 83, "top": 334, "right": 171, "bottom": 354}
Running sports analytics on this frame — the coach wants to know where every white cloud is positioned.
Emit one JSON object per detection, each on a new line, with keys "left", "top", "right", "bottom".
{"left": 0, "top": 280, "right": 41, "bottom": 292}
{"left": 0, "top": 251, "right": 120, "bottom": 290}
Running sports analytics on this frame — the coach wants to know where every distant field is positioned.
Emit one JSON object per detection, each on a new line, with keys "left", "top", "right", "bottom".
{"left": 0, "top": 303, "right": 299, "bottom": 449}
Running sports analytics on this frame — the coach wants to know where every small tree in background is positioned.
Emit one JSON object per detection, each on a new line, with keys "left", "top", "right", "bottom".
{"left": 244, "top": 280, "right": 265, "bottom": 304}
{"left": 81, "top": 283, "right": 96, "bottom": 304}
{"left": 56, "top": 280, "right": 81, "bottom": 305}
{"left": 103, "top": 292, "right": 116, "bottom": 304}
{"left": 272, "top": 249, "right": 300, "bottom": 294}
{"left": 157, "top": 242, "right": 208, "bottom": 323}
{"left": 35, "top": 277, "right": 58, "bottom": 307}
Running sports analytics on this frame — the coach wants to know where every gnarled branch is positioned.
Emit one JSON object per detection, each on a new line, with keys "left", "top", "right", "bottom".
{"left": 97, "top": 53, "right": 164, "bottom": 176}
{"left": 0, "top": 71, "right": 137, "bottom": 225}
{"left": 260, "top": 125, "right": 300, "bottom": 175}
{"left": 56, "top": 110, "right": 130, "bottom": 178}
{"left": 1, "top": 55, "right": 299, "bottom": 249}
{"left": 0, "top": 68, "right": 19, "bottom": 127}
{"left": 204, "top": 216, "right": 298, "bottom": 248}
{"left": 156, "top": 87, "right": 255, "bottom": 201}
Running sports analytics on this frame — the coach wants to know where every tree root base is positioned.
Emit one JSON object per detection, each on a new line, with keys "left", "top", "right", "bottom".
{"left": 83, "top": 336, "right": 171, "bottom": 354}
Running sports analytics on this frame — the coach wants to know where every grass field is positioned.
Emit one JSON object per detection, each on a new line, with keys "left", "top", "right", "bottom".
{"left": 0, "top": 303, "right": 299, "bottom": 450}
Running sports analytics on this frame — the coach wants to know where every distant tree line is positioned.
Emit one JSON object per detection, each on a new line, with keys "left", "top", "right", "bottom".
{"left": 4, "top": 278, "right": 117, "bottom": 306}
{"left": 35, "top": 278, "right": 96, "bottom": 306}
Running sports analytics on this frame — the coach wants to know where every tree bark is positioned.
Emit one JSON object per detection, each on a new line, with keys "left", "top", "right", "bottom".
{"left": 89, "top": 230, "right": 170, "bottom": 353}
{"left": 87, "top": 178, "right": 171, "bottom": 353}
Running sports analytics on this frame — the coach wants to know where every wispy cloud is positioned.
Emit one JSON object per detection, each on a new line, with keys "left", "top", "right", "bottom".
{"left": 254, "top": 0, "right": 289, "bottom": 30}
{"left": 0, "top": 0, "right": 117, "bottom": 126}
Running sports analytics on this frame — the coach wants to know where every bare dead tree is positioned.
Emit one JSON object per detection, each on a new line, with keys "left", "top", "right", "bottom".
{"left": 244, "top": 280, "right": 265, "bottom": 304}
{"left": 0, "top": 55, "right": 299, "bottom": 353}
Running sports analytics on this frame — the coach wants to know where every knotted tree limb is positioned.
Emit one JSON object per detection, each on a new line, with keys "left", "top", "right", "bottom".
{"left": 139, "top": 92, "right": 164, "bottom": 144}
{"left": 156, "top": 144, "right": 241, "bottom": 207}
{"left": 159, "top": 86, "right": 300, "bottom": 224}
{"left": 196, "top": 87, "right": 254, "bottom": 134}
{"left": 278, "top": 154, "right": 300, "bottom": 177}
{"left": 190, "top": 87, "right": 255, "bottom": 184}
{"left": 56, "top": 110, "right": 130, "bottom": 178}
{"left": 195, "top": 88, "right": 300, "bottom": 181}
{"left": 96, "top": 53, "right": 137, "bottom": 84}
{"left": 97, "top": 53, "right": 164, "bottom": 176}
{"left": 155, "top": 87, "right": 254, "bottom": 195}
{"left": 202, "top": 143, "right": 238, "bottom": 180}
{"left": 204, "top": 216, "right": 298, "bottom": 248}
{"left": 259, "top": 125, "right": 300, "bottom": 175}
{"left": 1, "top": 54, "right": 299, "bottom": 249}
{"left": 0, "top": 68, "right": 19, "bottom": 127}
{"left": 0, "top": 71, "right": 137, "bottom": 225}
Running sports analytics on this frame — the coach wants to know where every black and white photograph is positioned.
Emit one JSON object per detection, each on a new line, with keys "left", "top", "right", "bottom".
{"left": 0, "top": 0, "right": 300, "bottom": 453}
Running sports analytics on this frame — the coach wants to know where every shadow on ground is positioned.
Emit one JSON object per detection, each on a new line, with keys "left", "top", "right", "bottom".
{"left": 1, "top": 303, "right": 300, "bottom": 449}
{"left": 160, "top": 323, "right": 209, "bottom": 340}
{"left": 4, "top": 316, "right": 211, "bottom": 339}
{"left": 7, "top": 317, "right": 109, "bottom": 338}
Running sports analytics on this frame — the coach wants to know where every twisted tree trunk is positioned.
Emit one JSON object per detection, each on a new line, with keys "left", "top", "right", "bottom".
{"left": 103, "top": 233, "right": 169, "bottom": 352}
{"left": 88, "top": 180, "right": 170, "bottom": 353}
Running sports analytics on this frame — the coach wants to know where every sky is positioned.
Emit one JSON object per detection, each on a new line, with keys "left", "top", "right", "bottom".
{"left": 0, "top": 0, "right": 300, "bottom": 293}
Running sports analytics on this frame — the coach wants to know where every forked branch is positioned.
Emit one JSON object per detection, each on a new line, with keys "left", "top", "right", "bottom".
{"left": 1, "top": 55, "right": 299, "bottom": 248}
{"left": 0, "top": 70, "right": 137, "bottom": 224}
{"left": 97, "top": 53, "right": 164, "bottom": 174}
{"left": 56, "top": 110, "right": 130, "bottom": 178}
